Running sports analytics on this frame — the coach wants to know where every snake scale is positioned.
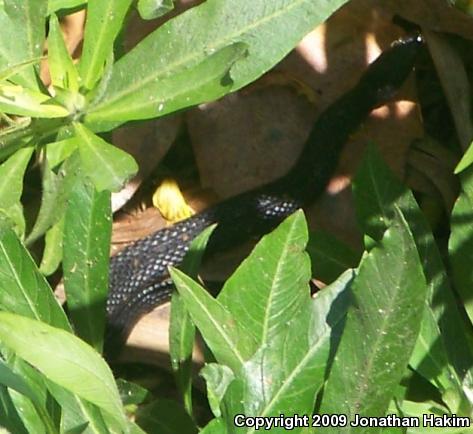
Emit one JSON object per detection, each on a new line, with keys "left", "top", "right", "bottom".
{"left": 105, "top": 35, "right": 422, "bottom": 352}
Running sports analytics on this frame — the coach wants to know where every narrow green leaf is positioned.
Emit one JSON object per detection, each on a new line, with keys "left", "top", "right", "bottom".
{"left": 39, "top": 216, "right": 64, "bottom": 276}
{"left": 26, "top": 159, "right": 70, "bottom": 245}
{"left": 307, "top": 230, "right": 360, "bottom": 283}
{"left": 449, "top": 167, "right": 473, "bottom": 324}
{"left": 353, "top": 147, "right": 473, "bottom": 409}
{"left": 73, "top": 122, "right": 138, "bottom": 192}
{"left": 63, "top": 178, "right": 111, "bottom": 351}
{"left": 84, "top": 0, "right": 348, "bottom": 132}
{"left": 135, "top": 399, "right": 197, "bottom": 434}
{"left": 319, "top": 209, "right": 428, "bottom": 428}
{"left": 116, "top": 379, "right": 149, "bottom": 407}
{"left": 79, "top": 0, "right": 133, "bottom": 90}
{"left": 170, "top": 224, "right": 216, "bottom": 415}
{"left": 0, "top": 385, "right": 28, "bottom": 434}
{"left": 0, "top": 57, "right": 43, "bottom": 82}
{"left": 137, "top": 0, "right": 173, "bottom": 19}
{"left": 0, "top": 226, "right": 70, "bottom": 330}
{"left": 0, "top": 0, "right": 47, "bottom": 89}
{"left": 0, "top": 84, "right": 69, "bottom": 118}
{"left": 48, "top": 13, "right": 79, "bottom": 92}
{"left": 0, "top": 312, "right": 127, "bottom": 429}
{"left": 0, "top": 147, "right": 33, "bottom": 209}
{"left": 170, "top": 267, "right": 248, "bottom": 373}
{"left": 85, "top": 43, "right": 247, "bottom": 130}
{"left": 455, "top": 140, "right": 473, "bottom": 174}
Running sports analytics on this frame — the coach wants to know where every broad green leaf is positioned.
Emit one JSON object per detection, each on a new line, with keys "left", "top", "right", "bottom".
{"left": 84, "top": 0, "right": 348, "bottom": 132}
{"left": 170, "top": 268, "right": 248, "bottom": 373}
{"left": 0, "top": 226, "right": 70, "bottom": 330}
{"left": 135, "top": 399, "right": 197, "bottom": 434}
{"left": 200, "top": 364, "right": 234, "bottom": 418}
{"left": 79, "top": 0, "right": 133, "bottom": 90}
{"left": 137, "top": 0, "right": 173, "bottom": 19}
{"left": 116, "top": 379, "right": 149, "bottom": 407}
{"left": 170, "top": 224, "right": 216, "bottom": 415}
{"left": 0, "top": 57, "right": 43, "bottom": 82}
{"left": 48, "top": 0, "right": 86, "bottom": 14}
{"left": 0, "top": 84, "right": 69, "bottom": 118}
{"left": 63, "top": 178, "right": 111, "bottom": 351}
{"left": 307, "top": 230, "right": 360, "bottom": 283}
{"left": 85, "top": 43, "right": 246, "bottom": 129}
{"left": 0, "top": 312, "right": 127, "bottom": 429}
{"left": 218, "top": 210, "right": 311, "bottom": 353}
{"left": 48, "top": 14, "right": 79, "bottom": 92}
{"left": 39, "top": 217, "right": 64, "bottom": 276}
{"left": 319, "top": 209, "right": 428, "bottom": 429}
{"left": 73, "top": 122, "right": 138, "bottom": 192}
{"left": 0, "top": 0, "right": 47, "bottom": 90}
{"left": 353, "top": 147, "right": 473, "bottom": 410}
{"left": 0, "top": 147, "right": 33, "bottom": 209}
{"left": 449, "top": 167, "right": 473, "bottom": 324}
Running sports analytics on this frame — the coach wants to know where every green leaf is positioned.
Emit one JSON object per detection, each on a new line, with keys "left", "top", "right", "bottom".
{"left": 455, "top": 140, "right": 473, "bottom": 174}
{"left": 200, "top": 364, "right": 234, "bottom": 418}
{"left": 39, "top": 217, "right": 64, "bottom": 276}
{"left": 84, "top": 0, "right": 348, "bottom": 131}
{"left": 449, "top": 167, "right": 473, "bottom": 324}
{"left": 73, "top": 122, "right": 138, "bottom": 192}
{"left": 0, "top": 57, "right": 43, "bottom": 82}
{"left": 200, "top": 418, "right": 226, "bottom": 434}
{"left": 46, "top": 137, "right": 79, "bottom": 168}
{"left": 63, "top": 178, "right": 111, "bottom": 351}
{"left": 170, "top": 268, "right": 248, "bottom": 373}
{"left": 0, "top": 226, "right": 70, "bottom": 330}
{"left": 116, "top": 379, "right": 149, "bottom": 407}
{"left": 0, "top": 385, "right": 28, "bottom": 434}
{"left": 79, "top": 0, "right": 133, "bottom": 90}
{"left": 218, "top": 210, "right": 311, "bottom": 353}
{"left": 85, "top": 43, "right": 247, "bottom": 130}
{"left": 48, "top": 14, "right": 79, "bottom": 92}
{"left": 170, "top": 224, "right": 216, "bottom": 415}
{"left": 0, "top": 147, "right": 33, "bottom": 210}
{"left": 0, "top": 0, "right": 47, "bottom": 90}
{"left": 0, "top": 312, "right": 127, "bottom": 429}
{"left": 135, "top": 399, "right": 197, "bottom": 434}
{"left": 319, "top": 209, "right": 428, "bottom": 428}
{"left": 0, "top": 83, "right": 69, "bottom": 118}
{"left": 307, "top": 230, "right": 360, "bottom": 283}
{"left": 353, "top": 147, "right": 473, "bottom": 410}
{"left": 137, "top": 0, "right": 173, "bottom": 19}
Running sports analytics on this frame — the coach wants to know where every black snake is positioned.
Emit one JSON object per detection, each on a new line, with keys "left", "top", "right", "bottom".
{"left": 105, "top": 35, "right": 422, "bottom": 352}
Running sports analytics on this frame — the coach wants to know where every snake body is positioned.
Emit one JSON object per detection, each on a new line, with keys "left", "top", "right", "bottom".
{"left": 106, "top": 36, "right": 422, "bottom": 349}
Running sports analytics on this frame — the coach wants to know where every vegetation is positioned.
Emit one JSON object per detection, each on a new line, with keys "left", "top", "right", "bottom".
{"left": 0, "top": 0, "right": 471, "bottom": 433}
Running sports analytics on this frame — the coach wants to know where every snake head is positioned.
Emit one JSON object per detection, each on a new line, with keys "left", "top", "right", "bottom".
{"left": 359, "top": 34, "right": 423, "bottom": 106}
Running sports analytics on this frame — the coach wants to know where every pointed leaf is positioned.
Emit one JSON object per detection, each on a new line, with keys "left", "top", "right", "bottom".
{"left": 79, "top": 0, "right": 133, "bottom": 90}
{"left": 84, "top": 0, "right": 349, "bottom": 132}
{"left": 63, "top": 178, "right": 111, "bottom": 351}
{"left": 85, "top": 43, "right": 246, "bottom": 130}
{"left": 319, "top": 209, "right": 428, "bottom": 427}
{"left": 170, "top": 267, "right": 248, "bottom": 373}
{"left": 48, "top": 13, "right": 79, "bottom": 92}
{"left": 0, "top": 147, "right": 33, "bottom": 210}
{"left": 137, "top": 0, "right": 174, "bottom": 20}
{"left": 0, "top": 226, "right": 70, "bottom": 330}
{"left": 73, "top": 122, "right": 138, "bottom": 192}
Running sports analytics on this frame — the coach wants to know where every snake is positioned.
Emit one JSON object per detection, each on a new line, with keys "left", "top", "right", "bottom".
{"left": 105, "top": 35, "right": 423, "bottom": 353}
